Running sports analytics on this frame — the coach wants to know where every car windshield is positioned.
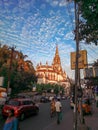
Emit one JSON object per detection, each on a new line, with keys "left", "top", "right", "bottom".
{"left": 6, "top": 100, "right": 20, "bottom": 106}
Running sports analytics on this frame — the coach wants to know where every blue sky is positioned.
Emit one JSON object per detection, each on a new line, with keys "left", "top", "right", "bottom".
{"left": 0, "top": 0, "right": 98, "bottom": 79}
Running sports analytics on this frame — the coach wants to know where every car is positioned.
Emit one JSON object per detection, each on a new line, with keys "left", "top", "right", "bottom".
{"left": 70, "top": 96, "right": 75, "bottom": 109}
{"left": 61, "top": 96, "right": 66, "bottom": 100}
{"left": 40, "top": 96, "right": 49, "bottom": 103}
{"left": 78, "top": 98, "right": 92, "bottom": 115}
{"left": 70, "top": 99, "right": 75, "bottom": 109}
{"left": 56, "top": 96, "right": 61, "bottom": 100}
{"left": 2, "top": 98, "right": 39, "bottom": 120}
{"left": 49, "top": 96, "right": 54, "bottom": 101}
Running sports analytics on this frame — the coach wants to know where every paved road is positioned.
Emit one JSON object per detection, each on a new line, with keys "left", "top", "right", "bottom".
{"left": 85, "top": 102, "right": 98, "bottom": 130}
{"left": 20, "top": 99, "right": 73, "bottom": 130}
{"left": 1, "top": 99, "right": 98, "bottom": 130}
{"left": 0, "top": 99, "right": 73, "bottom": 130}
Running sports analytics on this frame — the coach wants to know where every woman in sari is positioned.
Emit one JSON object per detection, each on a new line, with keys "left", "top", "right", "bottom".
{"left": 3, "top": 109, "right": 19, "bottom": 130}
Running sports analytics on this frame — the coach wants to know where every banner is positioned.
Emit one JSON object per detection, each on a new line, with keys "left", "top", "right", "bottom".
{"left": 0, "top": 77, "right": 4, "bottom": 86}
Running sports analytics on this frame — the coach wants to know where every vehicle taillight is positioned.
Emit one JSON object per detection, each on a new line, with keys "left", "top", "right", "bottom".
{"left": 15, "top": 109, "right": 18, "bottom": 113}
{"left": 14, "top": 107, "right": 19, "bottom": 115}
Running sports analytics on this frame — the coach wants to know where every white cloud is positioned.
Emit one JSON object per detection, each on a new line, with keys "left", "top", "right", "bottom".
{"left": 1, "top": 0, "right": 98, "bottom": 79}
{"left": 64, "top": 31, "right": 74, "bottom": 40}
{"left": 46, "top": 0, "right": 72, "bottom": 7}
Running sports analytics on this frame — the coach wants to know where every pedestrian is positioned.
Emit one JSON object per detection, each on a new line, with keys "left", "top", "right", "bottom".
{"left": 3, "top": 109, "right": 20, "bottom": 130}
{"left": 55, "top": 98, "right": 62, "bottom": 124}
{"left": 50, "top": 98, "right": 56, "bottom": 117}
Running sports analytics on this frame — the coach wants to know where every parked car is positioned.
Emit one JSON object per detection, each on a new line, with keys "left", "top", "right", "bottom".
{"left": 78, "top": 98, "right": 92, "bottom": 115}
{"left": 40, "top": 96, "right": 49, "bottom": 103}
{"left": 2, "top": 98, "right": 39, "bottom": 120}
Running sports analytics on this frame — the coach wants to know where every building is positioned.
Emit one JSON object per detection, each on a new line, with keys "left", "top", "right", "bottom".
{"left": 36, "top": 45, "right": 70, "bottom": 94}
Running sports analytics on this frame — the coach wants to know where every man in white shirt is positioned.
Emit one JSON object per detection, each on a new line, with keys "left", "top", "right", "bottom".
{"left": 55, "top": 98, "right": 62, "bottom": 124}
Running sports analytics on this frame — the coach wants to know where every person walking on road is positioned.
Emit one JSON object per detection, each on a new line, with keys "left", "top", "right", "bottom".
{"left": 3, "top": 109, "right": 20, "bottom": 130}
{"left": 55, "top": 98, "right": 62, "bottom": 124}
{"left": 50, "top": 98, "right": 56, "bottom": 117}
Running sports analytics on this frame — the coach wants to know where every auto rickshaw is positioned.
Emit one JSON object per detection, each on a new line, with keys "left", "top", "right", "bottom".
{"left": 78, "top": 98, "right": 92, "bottom": 115}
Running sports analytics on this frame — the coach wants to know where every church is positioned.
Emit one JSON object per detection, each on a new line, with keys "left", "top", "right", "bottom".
{"left": 36, "top": 45, "right": 70, "bottom": 89}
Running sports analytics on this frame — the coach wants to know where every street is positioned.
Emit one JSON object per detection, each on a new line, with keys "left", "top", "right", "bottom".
{"left": 1, "top": 98, "right": 98, "bottom": 130}
{"left": 0, "top": 99, "right": 73, "bottom": 130}
{"left": 19, "top": 99, "right": 73, "bottom": 130}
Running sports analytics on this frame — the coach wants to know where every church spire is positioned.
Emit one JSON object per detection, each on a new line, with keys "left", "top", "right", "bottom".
{"left": 52, "top": 45, "right": 62, "bottom": 72}
{"left": 53, "top": 44, "right": 60, "bottom": 64}
{"left": 55, "top": 44, "right": 59, "bottom": 56}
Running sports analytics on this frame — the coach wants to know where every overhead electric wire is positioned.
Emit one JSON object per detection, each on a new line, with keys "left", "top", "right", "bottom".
{"left": 65, "top": 2, "right": 76, "bottom": 80}
{"left": 80, "top": 43, "right": 98, "bottom": 58}
{"left": 80, "top": 43, "right": 98, "bottom": 62}
{"left": 86, "top": 45, "right": 98, "bottom": 56}
{"left": 80, "top": 45, "right": 96, "bottom": 59}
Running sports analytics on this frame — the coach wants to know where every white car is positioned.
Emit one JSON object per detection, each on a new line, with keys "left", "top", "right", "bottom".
{"left": 61, "top": 96, "right": 66, "bottom": 100}
{"left": 49, "top": 96, "right": 54, "bottom": 101}
{"left": 70, "top": 99, "right": 75, "bottom": 109}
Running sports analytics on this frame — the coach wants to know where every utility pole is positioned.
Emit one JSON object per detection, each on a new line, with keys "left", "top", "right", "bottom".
{"left": 73, "top": 0, "right": 80, "bottom": 130}
{"left": 73, "top": 1, "right": 90, "bottom": 129}
{"left": 7, "top": 46, "right": 15, "bottom": 95}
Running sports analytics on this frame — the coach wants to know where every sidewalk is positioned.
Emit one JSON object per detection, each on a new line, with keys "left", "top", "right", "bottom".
{"left": 84, "top": 103, "right": 98, "bottom": 130}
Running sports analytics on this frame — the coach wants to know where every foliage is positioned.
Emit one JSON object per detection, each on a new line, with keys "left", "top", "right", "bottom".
{"left": 0, "top": 44, "right": 67, "bottom": 96}
{"left": 0, "top": 66, "right": 8, "bottom": 87}
{"left": 76, "top": 0, "right": 98, "bottom": 45}
{"left": 36, "top": 83, "right": 65, "bottom": 95}
{"left": 0, "top": 45, "right": 10, "bottom": 67}
{"left": 93, "top": 59, "right": 98, "bottom": 66}
{"left": 0, "top": 44, "right": 37, "bottom": 95}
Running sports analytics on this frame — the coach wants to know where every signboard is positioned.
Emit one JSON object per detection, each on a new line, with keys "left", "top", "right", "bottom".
{"left": 84, "top": 68, "right": 94, "bottom": 78}
{"left": 70, "top": 50, "right": 88, "bottom": 70}
{"left": 0, "top": 77, "right": 4, "bottom": 86}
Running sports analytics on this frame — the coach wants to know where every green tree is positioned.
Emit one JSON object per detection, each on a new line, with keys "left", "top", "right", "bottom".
{"left": 76, "top": 0, "right": 98, "bottom": 45}
{"left": 0, "top": 44, "right": 37, "bottom": 95}
{"left": 0, "top": 45, "right": 10, "bottom": 68}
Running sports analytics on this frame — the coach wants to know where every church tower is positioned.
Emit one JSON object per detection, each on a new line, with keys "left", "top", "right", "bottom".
{"left": 36, "top": 44, "right": 68, "bottom": 86}
{"left": 52, "top": 45, "right": 62, "bottom": 72}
